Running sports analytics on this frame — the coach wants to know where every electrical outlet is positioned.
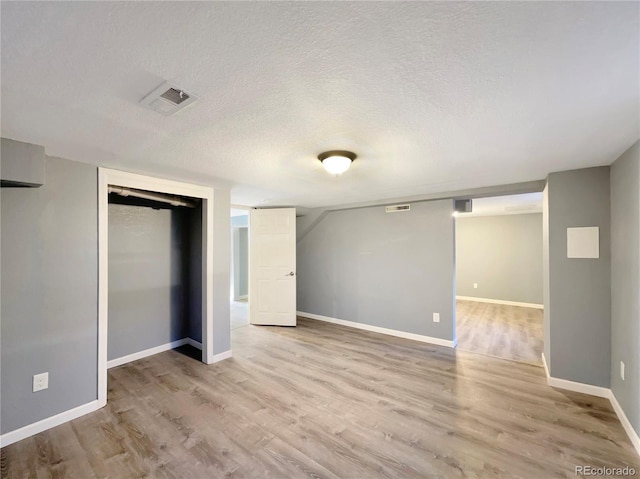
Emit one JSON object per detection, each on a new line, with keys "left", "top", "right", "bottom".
{"left": 621, "top": 361, "right": 625, "bottom": 381}
{"left": 473, "top": 283, "right": 478, "bottom": 289}
{"left": 33, "top": 372, "right": 48, "bottom": 392}
{"left": 433, "top": 312, "right": 440, "bottom": 323}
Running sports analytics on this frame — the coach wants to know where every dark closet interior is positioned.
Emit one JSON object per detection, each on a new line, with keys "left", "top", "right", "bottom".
{"left": 107, "top": 187, "right": 203, "bottom": 363}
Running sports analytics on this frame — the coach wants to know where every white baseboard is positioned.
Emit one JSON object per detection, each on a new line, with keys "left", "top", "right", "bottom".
{"left": 185, "top": 338, "right": 203, "bottom": 350}
{"left": 540, "top": 353, "right": 610, "bottom": 398}
{"left": 212, "top": 350, "right": 232, "bottom": 362}
{"left": 0, "top": 339, "right": 225, "bottom": 449}
{"left": 541, "top": 352, "right": 551, "bottom": 379}
{"left": 0, "top": 399, "right": 102, "bottom": 448}
{"left": 609, "top": 392, "right": 640, "bottom": 456}
{"left": 297, "top": 311, "right": 456, "bottom": 348}
{"left": 541, "top": 353, "right": 640, "bottom": 457}
{"left": 547, "top": 375, "right": 611, "bottom": 398}
{"left": 107, "top": 338, "right": 201, "bottom": 369}
{"left": 456, "top": 296, "right": 543, "bottom": 309}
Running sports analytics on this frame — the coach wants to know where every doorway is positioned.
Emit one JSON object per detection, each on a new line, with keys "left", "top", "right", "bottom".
{"left": 97, "top": 168, "right": 215, "bottom": 407}
{"left": 454, "top": 193, "right": 544, "bottom": 365}
{"left": 230, "top": 207, "right": 250, "bottom": 329}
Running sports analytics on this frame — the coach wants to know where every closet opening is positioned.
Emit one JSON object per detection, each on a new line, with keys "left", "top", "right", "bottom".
{"left": 106, "top": 187, "right": 203, "bottom": 366}
{"left": 98, "top": 168, "right": 215, "bottom": 407}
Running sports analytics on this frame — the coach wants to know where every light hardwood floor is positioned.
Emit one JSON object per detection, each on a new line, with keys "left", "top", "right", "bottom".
{"left": 2, "top": 317, "right": 637, "bottom": 478}
{"left": 456, "top": 300, "right": 544, "bottom": 365}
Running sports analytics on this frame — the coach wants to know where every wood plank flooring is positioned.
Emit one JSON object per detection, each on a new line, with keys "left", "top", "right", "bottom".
{"left": 456, "top": 300, "right": 544, "bottom": 365}
{"left": 2, "top": 317, "right": 637, "bottom": 478}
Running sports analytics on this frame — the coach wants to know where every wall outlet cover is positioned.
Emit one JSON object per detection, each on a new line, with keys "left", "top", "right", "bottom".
{"left": 620, "top": 361, "right": 625, "bottom": 381}
{"left": 433, "top": 312, "right": 440, "bottom": 323}
{"left": 33, "top": 372, "right": 49, "bottom": 392}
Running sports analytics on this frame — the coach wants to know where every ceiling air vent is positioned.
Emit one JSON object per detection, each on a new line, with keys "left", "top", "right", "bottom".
{"left": 140, "top": 81, "right": 198, "bottom": 116}
{"left": 385, "top": 204, "right": 411, "bottom": 213}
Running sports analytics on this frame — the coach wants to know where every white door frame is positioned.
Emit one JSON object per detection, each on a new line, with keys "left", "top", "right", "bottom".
{"left": 98, "top": 168, "right": 215, "bottom": 407}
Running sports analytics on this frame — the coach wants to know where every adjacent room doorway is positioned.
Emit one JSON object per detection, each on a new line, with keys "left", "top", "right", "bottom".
{"left": 230, "top": 206, "right": 250, "bottom": 330}
{"left": 454, "top": 193, "right": 544, "bottom": 365}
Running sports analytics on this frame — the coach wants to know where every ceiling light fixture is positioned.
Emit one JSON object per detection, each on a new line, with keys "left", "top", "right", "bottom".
{"left": 318, "top": 150, "right": 356, "bottom": 175}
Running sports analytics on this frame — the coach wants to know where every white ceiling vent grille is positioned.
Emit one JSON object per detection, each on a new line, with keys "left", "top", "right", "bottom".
{"left": 140, "top": 82, "right": 198, "bottom": 116}
{"left": 385, "top": 204, "right": 411, "bottom": 213}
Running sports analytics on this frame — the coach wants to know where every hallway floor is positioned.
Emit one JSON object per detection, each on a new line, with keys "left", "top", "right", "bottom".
{"left": 231, "top": 299, "right": 249, "bottom": 330}
{"left": 456, "top": 300, "right": 543, "bottom": 366}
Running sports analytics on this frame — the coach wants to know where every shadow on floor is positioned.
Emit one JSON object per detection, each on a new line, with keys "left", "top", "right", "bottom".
{"left": 173, "top": 344, "right": 202, "bottom": 361}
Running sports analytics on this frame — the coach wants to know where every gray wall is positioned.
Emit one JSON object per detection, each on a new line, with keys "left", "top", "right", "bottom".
{"left": 108, "top": 203, "right": 197, "bottom": 360}
{"left": 297, "top": 200, "right": 455, "bottom": 341}
{"left": 0, "top": 138, "right": 45, "bottom": 186}
{"left": 1, "top": 156, "right": 97, "bottom": 434}
{"left": 231, "top": 214, "right": 249, "bottom": 300}
{"left": 187, "top": 205, "right": 203, "bottom": 343}
{"left": 456, "top": 213, "right": 543, "bottom": 304}
{"left": 542, "top": 184, "right": 551, "bottom": 364}
{"left": 1, "top": 137, "right": 231, "bottom": 437}
{"left": 232, "top": 227, "right": 249, "bottom": 299}
{"left": 108, "top": 195, "right": 227, "bottom": 357}
{"left": 546, "top": 167, "right": 611, "bottom": 387}
{"left": 212, "top": 189, "right": 231, "bottom": 355}
{"left": 610, "top": 140, "right": 640, "bottom": 437}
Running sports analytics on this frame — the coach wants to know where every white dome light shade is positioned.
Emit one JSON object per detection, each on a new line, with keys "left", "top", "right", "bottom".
{"left": 322, "top": 155, "right": 352, "bottom": 175}
{"left": 318, "top": 150, "right": 357, "bottom": 175}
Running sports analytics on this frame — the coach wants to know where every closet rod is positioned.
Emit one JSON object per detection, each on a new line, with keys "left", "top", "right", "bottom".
{"left": 108, "top": 185, "right": 196, "bottom": 208}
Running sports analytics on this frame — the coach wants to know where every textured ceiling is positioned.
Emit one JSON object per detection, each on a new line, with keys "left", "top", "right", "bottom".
{"left": 1, "top": 2, "right": 638, "bottom": 208}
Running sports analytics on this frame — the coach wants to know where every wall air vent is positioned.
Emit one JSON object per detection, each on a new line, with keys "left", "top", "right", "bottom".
{"left": 140, "top": 81, "right": 198, "bottom": 116}
{"left": 454, "top": 199, "right": 473, "bottom": 213}
{"left": 385, "top": 204, "right": 411, "bottom": 213}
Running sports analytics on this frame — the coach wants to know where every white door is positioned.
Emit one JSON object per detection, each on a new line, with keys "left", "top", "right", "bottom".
{"left": 249, "top": 208, "right": 297, "bottom": 326}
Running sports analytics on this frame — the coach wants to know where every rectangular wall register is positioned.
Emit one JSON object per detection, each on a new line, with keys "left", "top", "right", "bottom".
{"left": 567, "top": 227, "right": 599, "bottom": 259}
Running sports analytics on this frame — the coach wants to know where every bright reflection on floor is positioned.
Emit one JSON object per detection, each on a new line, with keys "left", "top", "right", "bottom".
{"left": 231, "top": 299, "right": 249, "bottom": 329}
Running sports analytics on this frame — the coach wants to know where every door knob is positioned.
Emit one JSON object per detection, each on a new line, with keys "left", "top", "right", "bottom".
{"left": 285, "top": 272, "right": 295, "bottom": 276}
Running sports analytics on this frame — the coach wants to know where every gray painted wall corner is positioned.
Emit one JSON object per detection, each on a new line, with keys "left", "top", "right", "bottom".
{"left": 0, "top": 137, "right": 46, "bottom": 186}
{"left": 547, "top": 167, "right": 611, "bottom": 387}
{"left": 542, "top": 184, "right": 551, "bottom": 367}
{"left": 232, "top": 226, "right": 249, "bottom": 299}
{"left": 188, "top": 205, "right": 203, "bottom": 342}
{"left": 107, "top": 203, "right": 199, "bottom": 360}
{"left": 456, "top": 213, "right": 543, "bottom": 304}
{"left": 212, "top": 188, "right": 231, "bottom": 354}
{"left": 610, "top": 140, "right": 640, "bottom": 436}
{"left": 1, "top": 156, "right": 98, "bottom": 434}
{"left": 297, "top": 199, "right": 455, "bottom": 341}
